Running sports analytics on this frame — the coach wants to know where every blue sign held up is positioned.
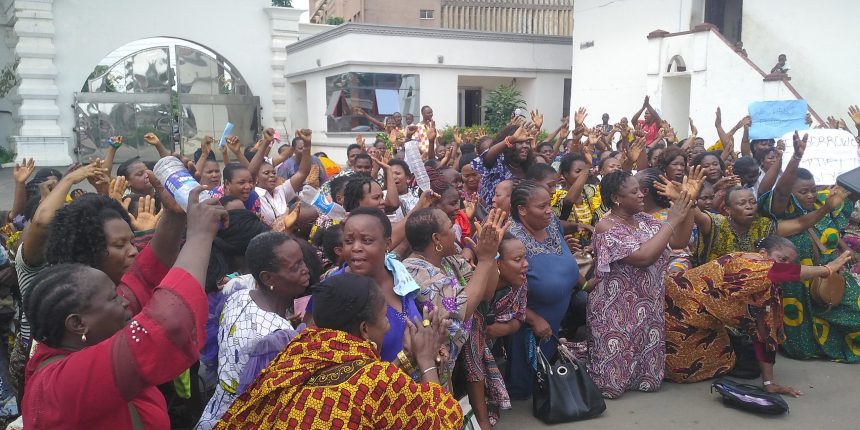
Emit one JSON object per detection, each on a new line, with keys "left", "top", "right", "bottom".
{"left": 748, "top": 100, "right": 808, "bottom": 140}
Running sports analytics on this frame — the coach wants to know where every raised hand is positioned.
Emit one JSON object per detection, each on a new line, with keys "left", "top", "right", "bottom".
{"left": 689, "top": 118, "right": 698, "bottom": 136}
{"left": 848, "top": 105, "right": 860, "bottom": 127}
{"left": 531, "top": 109, "right": 544, "bottom": 130}
{"left": 643, "top": 95, "right": 651, "bottom": 107}
{"left": 143, "top": 133, "right": 161, "bottom": 147}
{"left": 13, "top": 158, "right": 35, "bottom": 184}
{"left": 426, "top": 121, "right": 437, "bottom": 142}
{"left": 124, "top": 194, "right": 162, "bottom": 231}
{"left": 273, "top": 204, "right": 301, "bottom": 233}
{"left": 226, "top": 135, "right": 242, "bottom": 154}
{"left": 201, "top": 136, "right": 214, "bottom": 154}
{"left": 667, "top": 190, "right": 694, "bottom": 225}
{"left": 263, "top": 127, "right": 276, "bottom": 143}
{"left": 109, "top": 176, "right": 128, "bottom": 203}
{"left": 793, "top": 131, "right": 808, "bottom": 158}
{"left": 465, "top": 208, "right": 510, "bottom": 262}
{"left": 511, "top": 124, "right": 531, "bottom": 143}
{"left": 713, "top": 175, "right": 742, "bottom": 191}
{"left": 414, "top": 190, "right": 441, "bottom": 211}
{"left": 715, "top": 107, "right": 722, "bottom": 128}
{"left": 66, "top": 160, "right": 109, "bottom": 185}
{"left": 187, "top": 186, "right": 229, "bottom": 236}
{"left": 369, "top": 154, "right": 390, "bottom": 171}
{"left": 146, "top": 170, "right": 183, "bottom": 214}
{"left": 39, "top": 178, "right": 58, "bottom": 199}
{"left": 574, "top": 107, "right": 588, "bottom": 127}
{"left": 356, "top": 134, "right": 366, "bottom": 150}
{"left": 452, "top": 128, "right": 463, "bottom": 146}
{"left": 825, "top": 186, "right": 849, "bottom": 211}
{"left": 654, "top": 175, "right": 683, "bottom": 201}
{"left": 627, "top": 137, "right": 646, "bottom": 163}
{"left": 296, "top": 129, "right": 312, "bottom": 145}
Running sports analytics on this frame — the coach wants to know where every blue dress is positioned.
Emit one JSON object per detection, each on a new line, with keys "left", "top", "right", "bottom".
{"left": 506, "top": 216, "right": 579, "bottom": 399}
{"left": 317, "top": 255, "right": 422, "bottom": 363}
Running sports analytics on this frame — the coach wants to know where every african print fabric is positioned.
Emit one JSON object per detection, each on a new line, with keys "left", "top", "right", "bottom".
{"left": 759, "top": 190, "right": 860, "bottom": 362}
{"left": 460, "top": 282, "right": 527, "bottom": 425}
{"left": 215, "top": 328, "right": 463, "bottom": 430}
{"left": 588, "top": 212, "right": 669, "bottom": 399}
{"left": 694, "top": 213, "right": 774, "bottom": 265}
{"left": 197, "top": 289, "right": 293, "bottom": 429}
{"left": 664, "top": 254, "right": 796, "bottom": 382}
{"left": 403, "top": 256, "right": 474, "bottom": 390}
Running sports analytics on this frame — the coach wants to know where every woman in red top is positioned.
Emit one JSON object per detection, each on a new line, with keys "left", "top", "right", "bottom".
{"left": 22, "top": 187, "right": 227, "bottom": 429}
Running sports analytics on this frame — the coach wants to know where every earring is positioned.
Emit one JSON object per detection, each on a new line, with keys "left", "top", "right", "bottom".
{"left": 81, "top": 332, "right": 87, "bottom": 344}
{"left": 435, "top": 242, "right": 443, "bottom": 252}
{"left": 368, "top": 340, "right": 378, "bottom": 352}
{"left": 269, "top": 285, "right": 274, "bottom": 291}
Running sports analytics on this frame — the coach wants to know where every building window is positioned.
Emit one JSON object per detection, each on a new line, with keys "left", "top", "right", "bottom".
{"left": 325, "top": 72, "right": 420, "bottom": 133}
{"left": 420, "top": 9, "right": 434, "bottom": 19}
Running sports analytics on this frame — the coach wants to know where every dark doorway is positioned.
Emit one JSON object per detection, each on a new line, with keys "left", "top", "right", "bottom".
{"left": 705, "top": 0, "right": 743, "bottom": 44}
{"left": 464, "top": 89, "right": 481, "bottom": 127}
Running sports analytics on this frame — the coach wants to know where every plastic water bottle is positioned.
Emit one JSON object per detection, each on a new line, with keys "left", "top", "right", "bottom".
{"left": 405, "top": 140, "right": 431, "bottom": 192}
{"left": 218, "top": 122, "right": 234, "bottom": 149}
{"left": 153, "top": 156, "right": 212, "bottom": 212}
{"left": 299, "top": 185, "right": 346, "bottom": 220}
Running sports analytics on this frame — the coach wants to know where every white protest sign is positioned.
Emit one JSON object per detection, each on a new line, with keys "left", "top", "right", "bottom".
{"left": 780, "top": 128, "right": 860, "bottom": 185}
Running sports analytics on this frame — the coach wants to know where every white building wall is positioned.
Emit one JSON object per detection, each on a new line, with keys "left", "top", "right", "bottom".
{"left": 572, "top": 0, "right": 845, "bottom": 145}
{"left": 285, "top": 25, "right": 572, "bottom": 163}
{"left": 571, "top": 0, "right": 692, "bottom": 125}
{"left": 7, "top": 0, "right": 314, "bottom": 165}
{"left": 741, "top": 0, "right": 860, "bottom": 123}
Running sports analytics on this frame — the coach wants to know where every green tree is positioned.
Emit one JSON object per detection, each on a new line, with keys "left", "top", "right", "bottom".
{"left": 326, "top": 16, "right": 345, "bottom": 25}
{"left": 271, "top": 0, "right": 292, "bottom": 6}
{"left": 483, "top": 84, "right": 525, "bottom": 133}
{"left": 0, "top": 58, "right": 20, "bottom": 98}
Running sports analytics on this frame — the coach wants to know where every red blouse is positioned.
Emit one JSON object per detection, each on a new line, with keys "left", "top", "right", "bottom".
{"left": 23, "top": 246, "right": 207, "bottom": 429}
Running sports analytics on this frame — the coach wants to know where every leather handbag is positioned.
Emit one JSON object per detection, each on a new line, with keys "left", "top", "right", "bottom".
{"left": 532, "top": 340, "right": 606, "bottom": 424}
{"left": 711, "top": 378, "right": 789, "bottom": 415}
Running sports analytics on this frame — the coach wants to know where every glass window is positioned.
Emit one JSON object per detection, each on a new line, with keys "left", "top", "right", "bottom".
{"left": 325, "top": 72, "right": 420, "bottom": 133}
{"left": 420, "top": 9, "right": 434, "bottom": 19}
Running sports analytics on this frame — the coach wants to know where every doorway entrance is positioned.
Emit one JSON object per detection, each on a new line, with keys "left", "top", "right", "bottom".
{"left": 462, "top": 89, "right": 482, "bottom": 127}
{"left": 73, "top": 38, "right": 260, "bottom": 162}
{"left": 661, "top": 73, "right": 691, "bottom": 139}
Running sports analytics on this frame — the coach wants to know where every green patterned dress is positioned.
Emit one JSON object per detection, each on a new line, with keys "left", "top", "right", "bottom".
{"left": 759, "top": 190, "right": 860, "bottom": 362}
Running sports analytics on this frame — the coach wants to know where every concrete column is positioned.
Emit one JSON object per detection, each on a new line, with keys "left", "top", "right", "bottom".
{"left": 10, "top": 0, "right": 72, "bottom": 165}
{"left": 266, "top": 7, "right": 304, "bottom": 134}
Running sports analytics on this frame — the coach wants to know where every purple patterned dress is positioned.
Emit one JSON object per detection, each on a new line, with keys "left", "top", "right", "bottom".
{"left": 588, "top": 212, "right": 670, "bottom": 399}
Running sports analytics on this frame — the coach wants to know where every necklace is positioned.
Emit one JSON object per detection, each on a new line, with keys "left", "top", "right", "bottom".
{"left": 610, "top": 212, "right": 637, "bottom": 229}
{"left": 727, "top": 219, "right": 753, "bottom": 251}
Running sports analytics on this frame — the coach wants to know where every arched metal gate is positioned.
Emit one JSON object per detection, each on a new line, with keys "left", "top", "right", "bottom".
{"left": 73, "top": 43, "right": 260, "bottom": 163}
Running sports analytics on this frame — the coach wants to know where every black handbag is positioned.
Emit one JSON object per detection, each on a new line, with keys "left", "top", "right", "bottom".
{"left": 711, "top": 378, "right": 789, "bottom": 415}
{"left": 532, "top": 339, "right": 606, "bottom": 424}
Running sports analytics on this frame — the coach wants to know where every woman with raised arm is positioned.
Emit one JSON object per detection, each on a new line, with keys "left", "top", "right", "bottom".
{"left": 216, "top": 274, "right": 463, "bottom": 429}
{"left": 470, "top": 124, "right": 536, "bottom": 209}
{"left": 22, "top": 187, "right": 226, "bottom": 429}
{"left": 588, "top": 170, "right": 694, "bottom": 399}
{"left": 758, "top": 131, "right": 860, "bottom": 363}
{"left": 665, "top": 235, "right": 853, "bottom": 397}
{"left": 248, "top": 129, "right": 313, "bottom": 227}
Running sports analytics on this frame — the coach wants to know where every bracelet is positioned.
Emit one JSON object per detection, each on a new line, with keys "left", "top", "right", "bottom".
{"left": 503, "top": 136, "right": 514, "bottom": 148}
{"left": 762, "top": 380, "right": 774, "bottom": 386}
{"left": 664, "top": 222, "right": 676, "bottom": 236}
{"left": 792, "top": 154, "right": 802, "bottom": 161}
{"left": 397, "top": 351, "right": 416, "bottom": 374}
{"left": 824, "top": 265, "right": 833, "bottom": 277}
{"left": 421, "top": 366, "right": 438, "bottom": 376}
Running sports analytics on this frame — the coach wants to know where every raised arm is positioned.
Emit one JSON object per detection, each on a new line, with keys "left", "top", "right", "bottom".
{"left": 226, "top": 135, "right": 250, "bottom": 167}
{"left": 373, "top": 154, "right": 401, "bottom": 213}
{"left": 481, "top": 125, "right": 529, "bottom": 167}
{"left": 353, "top": 107, "right": 386, "bottom": 130}
{"left": 715, "top": 107, "right": 731, "bottom": 147}
{"left": 146, "top": 171, "right": 187, "bottom": 270}
{"left": 631, "top": 98, "right": 646, "bottom": 125}
{"left": 777, "top": 186, "right": 848, "bottom": 236}
{"left": 426, "top": 121, "right": 437, "bottom": 162}
{"left": 757, "top": 148, "right": 783, "bottom": 196}
{"left": 143, "top": 133, "right": 171, "bottom": 158}
{"left": 22, "top": 162, "right": 107, "bottom": 266}
{"left": 193, "top": 136, "right": 215, "bottom": 181}
{"left": 288, "top": 129, "right": 313, "bottom": 192}
{"left": 461, "top": 208, "right": 509, "bottom": 320}
{"left": 770, "top": 132, "right": 807, "bottom": 215}
{"left": 103, "top": 137, "right": 121, "bottom": 175}
{"left": 9, "top": 158, "right": 35, "bottom": 222}
{"left": 739, "top": 116, "right": 752, "bottom": 157}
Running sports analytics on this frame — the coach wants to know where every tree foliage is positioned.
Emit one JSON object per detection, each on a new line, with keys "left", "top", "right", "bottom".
{"left": 483, "top": 84, "right": 525, "bottom": 133}
{"left": 0, "top": 58, "right": 20, "bottom": 98}
{"left": 327, "top": 16, "right": 345, "bottom": 25}
{"left": 272, "top": 0, "right": 292, "bottom": 6}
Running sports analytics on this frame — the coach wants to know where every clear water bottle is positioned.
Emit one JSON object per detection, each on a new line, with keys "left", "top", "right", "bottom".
{"left": 299, "top": 185, "right": 346, "bottom": 220}
{"left": 153, "top": 156, "right": 212, "bottom": 212}
{"left": 405, "top": 140, "right": 431, "bottom": 192}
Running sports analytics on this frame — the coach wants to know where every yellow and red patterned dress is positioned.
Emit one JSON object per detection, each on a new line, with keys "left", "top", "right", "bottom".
{"left": 216, "top": 327, "right": 463, "bottom": 430}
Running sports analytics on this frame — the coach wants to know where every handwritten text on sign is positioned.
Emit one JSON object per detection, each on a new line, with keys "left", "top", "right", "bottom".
{"left": 780, "top": 128, "right": 859, "bottom": 185}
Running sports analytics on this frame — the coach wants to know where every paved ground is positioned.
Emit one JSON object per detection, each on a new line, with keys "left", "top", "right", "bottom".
{"left": 1, "top": 165, "right": 857, "bottom": 429}
{"left": 496, "top": 357, "right": 857, "bottom": 430}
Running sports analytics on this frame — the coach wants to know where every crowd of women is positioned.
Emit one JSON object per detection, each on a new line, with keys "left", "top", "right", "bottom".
{"left": 1, "top": 99, "right": 860, "bottom": 429}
